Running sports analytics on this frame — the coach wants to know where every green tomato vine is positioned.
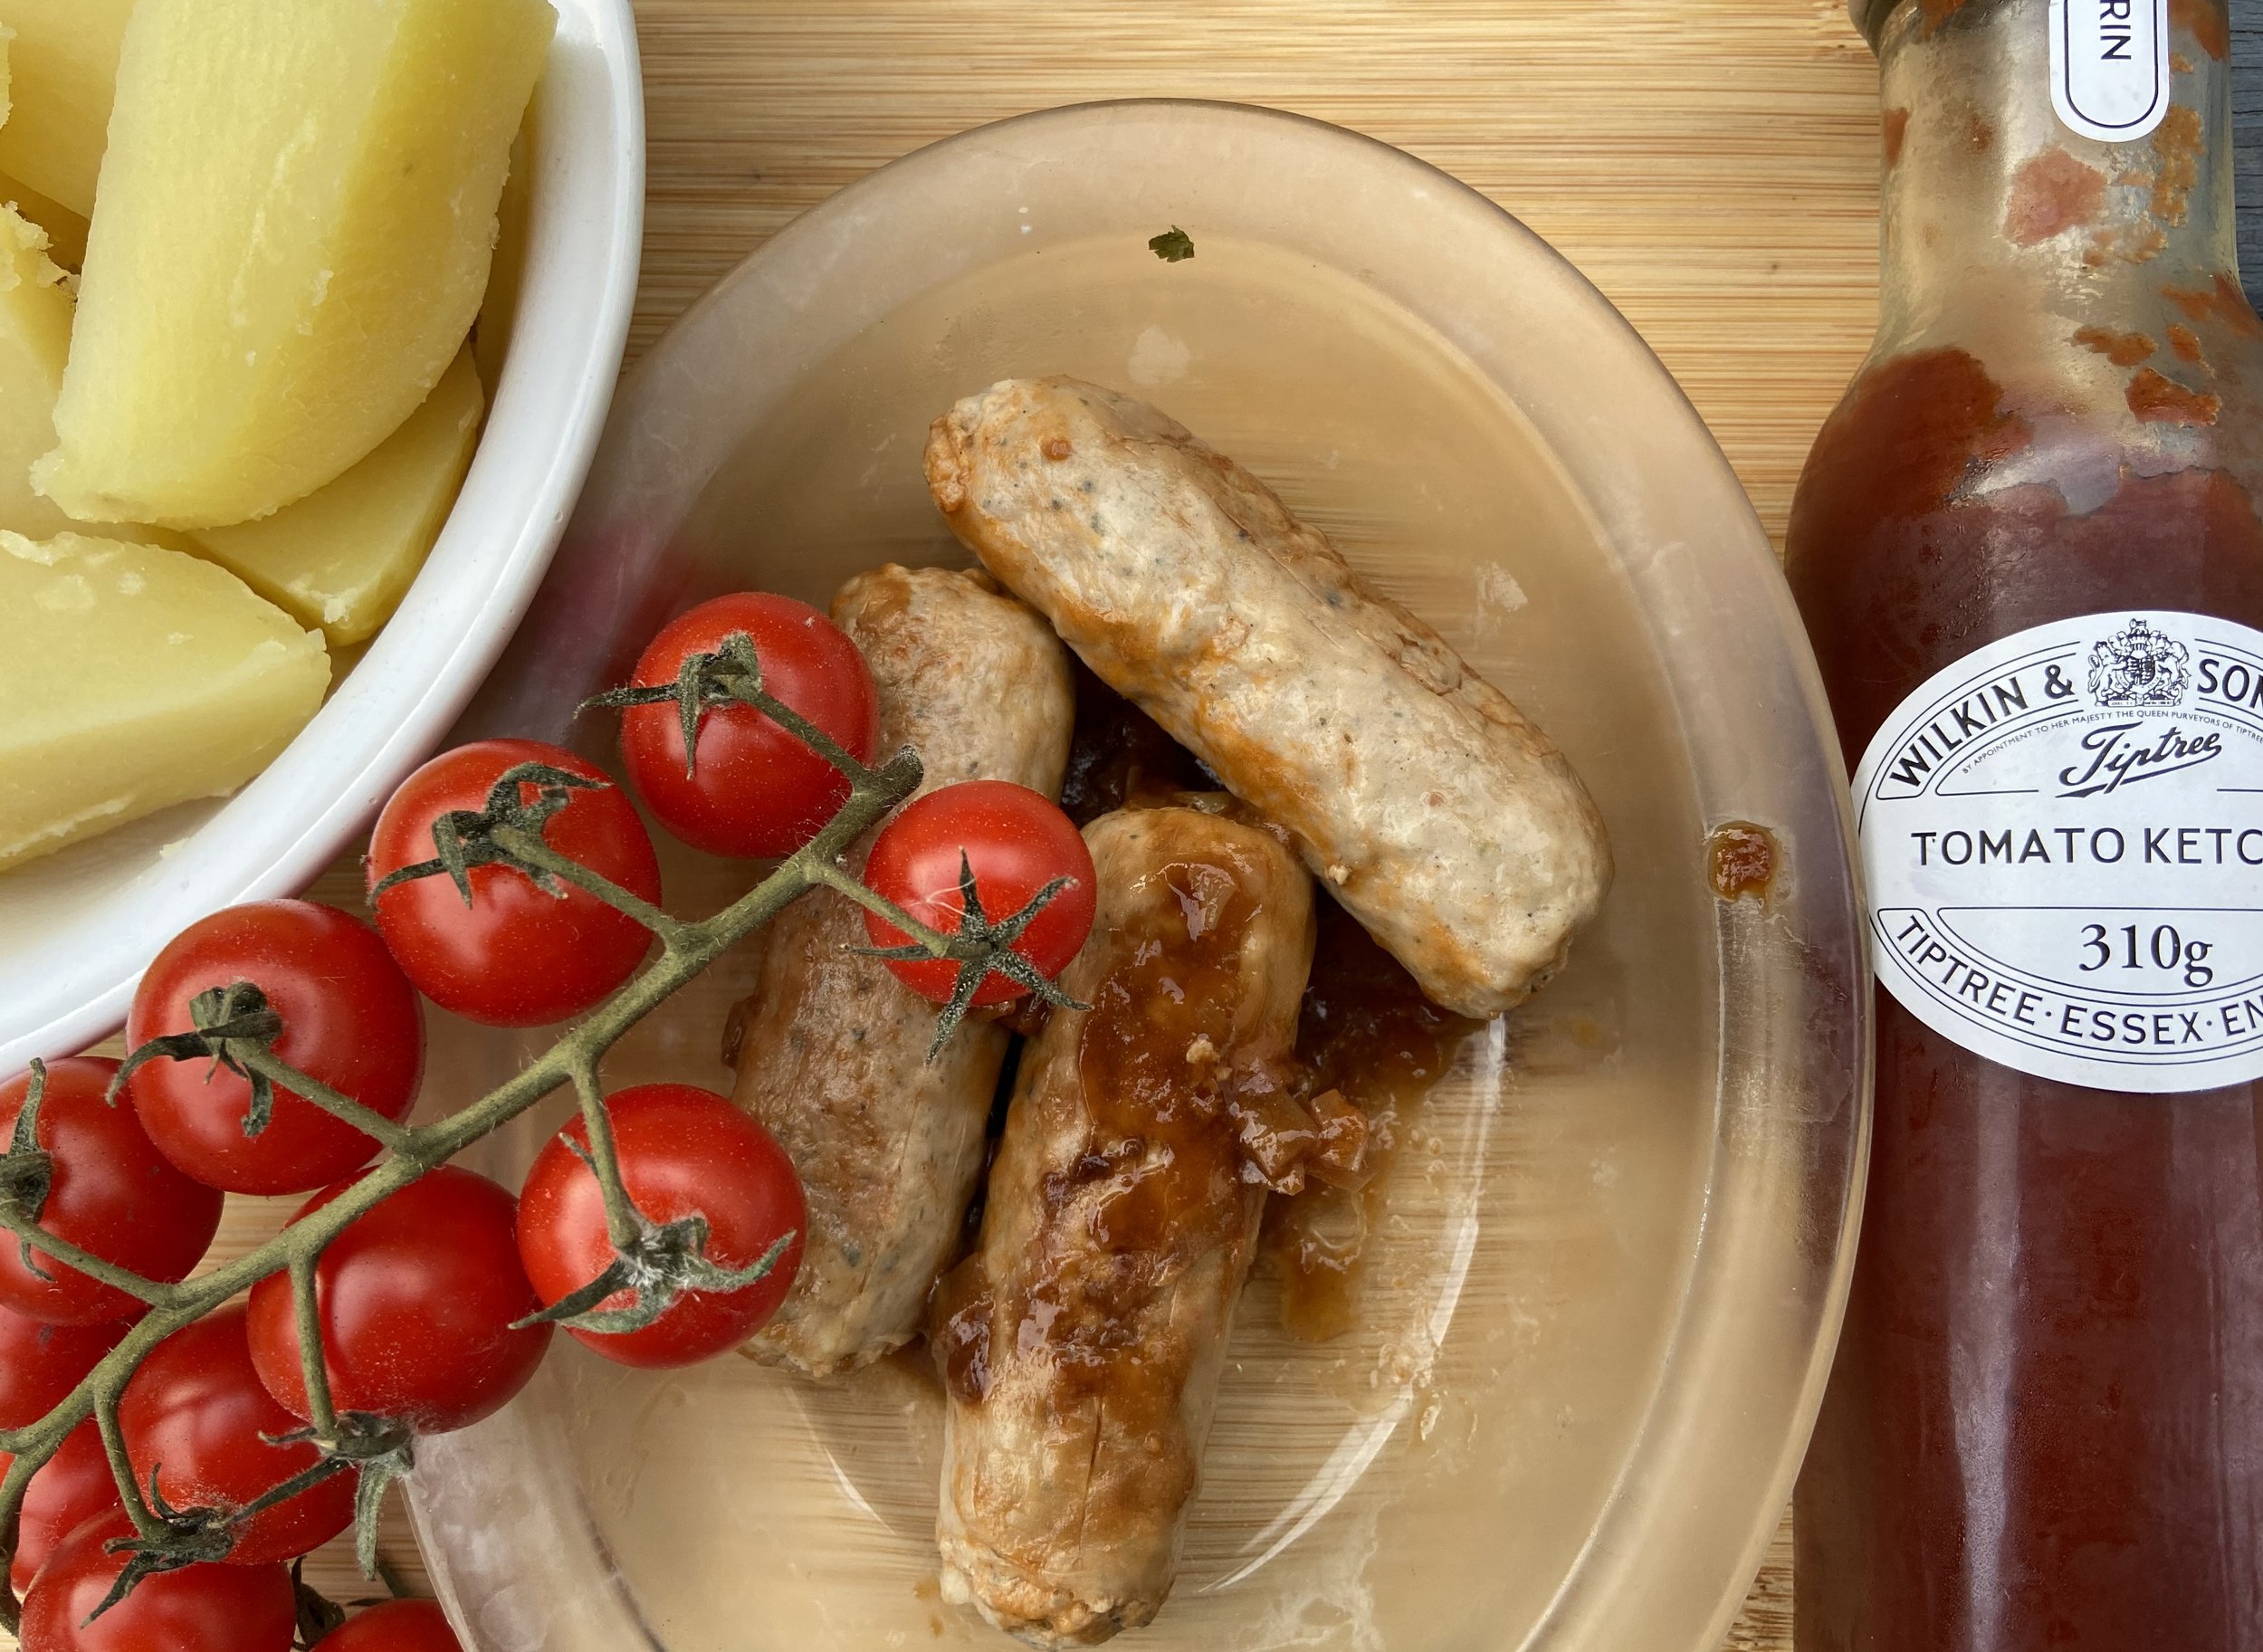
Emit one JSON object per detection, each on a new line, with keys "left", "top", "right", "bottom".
{"left": 0, "top": 636, "right": 1082, "bottom": 1632}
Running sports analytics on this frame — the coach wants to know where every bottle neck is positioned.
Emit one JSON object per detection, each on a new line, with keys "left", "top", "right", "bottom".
{"left": 1874, "top": 0, "right": 2234, "bottom": 349}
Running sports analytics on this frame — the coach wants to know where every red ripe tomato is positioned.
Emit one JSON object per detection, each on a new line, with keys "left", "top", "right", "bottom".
{"left": 0, "top": 1060, "right": 222, "bottom": 1327}
{"left": 119, "top": 1306, "right": 353, "bottom": 1564}
{"left": 0, "top": 1308, "right": 127, "bottom": 1429}
{"left": 20, "top": 1510, "right": 294, "bottom": 1652}
{"left": 246, "top": 1166, "right": 550, "bottom": 1434}
{"left": 616, "top": 593, "right": 880, "bottom": 859}
{"left": 516, "top": 1084, "right": 806, "bottom": 1369}
{"left": 861, "top": 781, "right": 1098, "bottom": 1007}
{"left": 4, "top": 1419, "right": 123, "bottom": 1594}
{"left": 320, "top": 1599, "right": 463, "bottom": 1652}
{"left": 367, "top": 740, "right": 662, "bottom": 1027}
{"left": 123, "top": 901, "right": 425, "bottom": 1196}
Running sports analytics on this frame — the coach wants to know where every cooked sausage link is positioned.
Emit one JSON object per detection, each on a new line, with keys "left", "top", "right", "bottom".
{"left": 730, "top": 564, "right": 1074, "bottom": 1379}
{"left": 936, "top": 806, "right": 1315, "bottom": 1646}
{"left": 925, "top": 376, "right": 1611, "bottom": 1018}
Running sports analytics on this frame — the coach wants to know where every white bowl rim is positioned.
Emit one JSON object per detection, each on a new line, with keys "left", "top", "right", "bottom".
{"left": 0, "top": 0, "right": 647, "bottom": 1076}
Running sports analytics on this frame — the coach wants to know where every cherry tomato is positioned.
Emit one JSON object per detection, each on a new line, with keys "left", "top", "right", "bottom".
{"left": 20, "top": 1510, "right": 294, "bottom": 1652}
{"left": 0, "top": 1061, "right": 222, "bottom": 1327}
{"left": 123, "top": 901, "right": 425, "bottom": 1196}
{"left": 367, "top": 740, "right": 662, "bottom": 1027}
{"left": 246, "top": 1166, "right": 550, "bottom": 1434}
{"left": 860, "top": 781, "right": 1097, "bottom": 1007}
{"left": 516, "top": 1084, "right": 806, "bottom": 1369}
{"left": 119, "top": 1306, "right": 354, "bottom": 1564}
{"left": 320, "top": 1598, "right": 463, "bottom": 1652}
{"left": 4, "top": 1420, "right": 122, "bottom": 1594}
{"left": 616, "top": 593, "right": 880, "bottom": 859}
{"left": 0, "top": 1309, "right": 127, "bottom": 1430}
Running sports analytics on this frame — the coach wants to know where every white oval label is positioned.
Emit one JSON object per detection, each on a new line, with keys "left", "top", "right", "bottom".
{"left": 2049, "top": 0, "right": 2170, "bottom": 143}
{"left": 1854, "top": 611, "right": 2263, "bottom": 1093}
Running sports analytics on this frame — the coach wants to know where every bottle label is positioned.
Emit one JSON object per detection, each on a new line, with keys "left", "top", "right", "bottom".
{"left": 1855, "top": 611, "right": 2263, "bottom": 1093}
{"left": 2048, "top": 0, "right": 2171, "bottom": 143}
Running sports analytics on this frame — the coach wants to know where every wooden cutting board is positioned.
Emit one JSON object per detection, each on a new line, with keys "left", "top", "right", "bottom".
{"left": 8, "top": 3, "right": 1883, "bottom": 1646}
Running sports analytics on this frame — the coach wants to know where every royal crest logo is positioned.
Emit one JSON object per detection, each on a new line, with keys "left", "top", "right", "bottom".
{"left": 2086, "top": 617, "right": 2191, "bottom": 708}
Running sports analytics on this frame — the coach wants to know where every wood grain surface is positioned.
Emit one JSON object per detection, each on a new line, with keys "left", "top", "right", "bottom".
{"left": 6, "top": 3, "right": 1887, "bottom": 1646}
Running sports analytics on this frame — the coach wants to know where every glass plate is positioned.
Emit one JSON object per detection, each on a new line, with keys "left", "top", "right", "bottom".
{"left": 407, "top": 100, "right": 1868, "bottom": 1652}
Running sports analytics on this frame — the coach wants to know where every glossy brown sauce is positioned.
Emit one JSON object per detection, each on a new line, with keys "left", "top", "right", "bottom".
{"left": 1264, "top": 898, "right": 1479, "bottom": 1342}
{"left": 1705, "top": 821, "right": 1781, "bottom": 902}
{"left": 1787, "top": 343, "right": 2263, "bottom": 1651}
{"left": 938, "top": 825, "right": 1307, "bottom": 1412}
{"left": 1057, "top": 659, "right": 1214, "bottom": 825}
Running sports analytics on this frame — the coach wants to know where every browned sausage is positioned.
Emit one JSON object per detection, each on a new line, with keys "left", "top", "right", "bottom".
{"left": 934, "top": 806, "right": 1316, "bottom": 1645}
{"left": 729, "top": 564, "right": 1074, "bottom": 1378}
{"left": 925, "top": 376, "right": 1610, "bottom": 1018}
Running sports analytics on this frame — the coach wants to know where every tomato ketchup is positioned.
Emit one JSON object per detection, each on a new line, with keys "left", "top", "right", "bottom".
{"left": 1788, "top": 1, "right": 2263, "bottom": 1647}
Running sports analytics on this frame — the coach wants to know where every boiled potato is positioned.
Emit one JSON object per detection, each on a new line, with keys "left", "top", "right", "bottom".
{"left": 0, "top": 201, "right": 76, "bottom": 541}
{"left": 0, "top": 0, "right": 129, "bottom": 219}
{"left": 1, "top": 170, "right": 87, "bottom": 268}
{"left": 34, "top": 0, "right": 554, "bottom": 530}
{"left": 0, "top": 530, "right": 328, "bottom": 871}
{"left": 190, "top": 349, "right": 484, "bottom": 646}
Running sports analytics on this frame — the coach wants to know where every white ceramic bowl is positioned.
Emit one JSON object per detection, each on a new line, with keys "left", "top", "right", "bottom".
{"left": 0, "top": 0, "right": 645, "bottom": 1075}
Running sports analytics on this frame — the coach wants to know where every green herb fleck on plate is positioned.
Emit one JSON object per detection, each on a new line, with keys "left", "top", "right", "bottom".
{"left": 1148, "top": 226, "right": 1195, "bottom": 263}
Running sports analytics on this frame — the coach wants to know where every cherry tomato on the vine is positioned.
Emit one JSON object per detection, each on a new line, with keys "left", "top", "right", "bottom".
{"left": 516, "top": 1084, "right": 806, "bottom": 1369}
{"left": 246, "top": 1166, "right": 550, "bottom": 1434}
{"left": 0, "top": 1308, "right": 127, "bottom": 1429}
{"left": 367, "top": 740, "right": 662, "bottom": 1027}
{"left": 0, "top": 1060, "right": 222, "bottom": 1327}
{"left": 119, "top": 1306, "right": 354, "bottom": 1565}
{"left": 616, "top": 592, "right": 880, "bottom": 859}
{"left": 124, "top": 901, "right": 425, "bottom": 1195}
{"left": 861, "top": 781, "right": 1097, "bottom": 1007}
{"left": 4, "top": 1419, "right": 122, "bottom": 1594}
{"left": 20, "top": 1510, "right": 295, "bottom": 1652}
{"left": 319, "top": 1598, "right": 464, "bottom": 1652}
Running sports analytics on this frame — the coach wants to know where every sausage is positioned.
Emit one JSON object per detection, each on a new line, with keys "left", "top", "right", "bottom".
{"left": 923, "top": 376, "right": 1611, "bottom": 1019}
{"left": 933, "top": 806, "right": 1316, "bottom": 1646}
{"left": 728, "top": 564, "right": 1074, "bottom": 1379}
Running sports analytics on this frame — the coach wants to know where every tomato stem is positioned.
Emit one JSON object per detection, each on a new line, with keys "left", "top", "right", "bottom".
{"left": 568, "top": 1061, "right": 645, "bottom": 1253}
{"left": 290, "top": 1254, "right": 339, "bottom": 1439}
{"left": 491, "top": 825, "right": 690, "bottom": 949}
{"left": 238, "top": 1046, "right": 417, "bottom": 1157}
{"left": 94, "top": 1393, "right": 161, "bottom": 1541}
{"left": 0, "top": 1195, "right": 182, "bottom": 1312}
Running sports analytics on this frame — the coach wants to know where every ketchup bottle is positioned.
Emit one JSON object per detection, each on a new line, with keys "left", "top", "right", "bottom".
{"left": 1786, "top": 1, "right": 2263, "bottom": 1647}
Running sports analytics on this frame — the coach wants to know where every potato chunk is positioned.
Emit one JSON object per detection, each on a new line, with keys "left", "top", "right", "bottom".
{"left": 0, "top": 0, "right": 130, "bottom": 218}
{"left": 34, "top": 0, "right": 554, "bottom": 530}
{"left": 0, "top": 530, "right": 328, "bottom": 871}
{"left": 0, "top": 202, "right": 76, "bottom": 541}
{"left": 1, "top": 171, "right": 87, "bottom": 269}
{"left": 189, "top": 349, "right": 484, "bottom": 646}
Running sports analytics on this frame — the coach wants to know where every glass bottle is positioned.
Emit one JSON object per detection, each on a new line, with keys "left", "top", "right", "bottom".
{"left": 1785, "top": 0, "right": 2263, "bottom": 1647}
